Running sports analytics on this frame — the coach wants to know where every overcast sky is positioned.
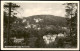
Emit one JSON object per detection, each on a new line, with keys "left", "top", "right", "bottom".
{"left": 15, "top": 3, "right": 66, "bottom": 18}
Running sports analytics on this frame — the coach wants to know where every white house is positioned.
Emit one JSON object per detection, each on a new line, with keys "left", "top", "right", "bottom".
{"left": 43, "top": 34, "right": 57, "bottom": 44}
{"left": 34, "top": 18, "right": 43, "bottom": 23}
{"left": 11, "top": 37, "right": 24, "bottom": 43}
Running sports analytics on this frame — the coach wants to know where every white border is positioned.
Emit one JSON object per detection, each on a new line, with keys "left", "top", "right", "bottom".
{"left": 1, "top": 1, "right": 79, "bottom": 50}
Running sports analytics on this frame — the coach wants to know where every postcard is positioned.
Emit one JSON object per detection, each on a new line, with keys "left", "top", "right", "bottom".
{"left": 1, "top": 1, "right": 79, "bottom": 50}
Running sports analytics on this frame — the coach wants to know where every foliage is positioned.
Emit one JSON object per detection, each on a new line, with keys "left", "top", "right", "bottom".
{"left": 65, "top": 3, "right": 77, "bottom": 46}
{"left": 4, "top": 3, "right": 20, "bottom": 45}
{"left": 4, "top": 3, "right": 77, "bottom": 48}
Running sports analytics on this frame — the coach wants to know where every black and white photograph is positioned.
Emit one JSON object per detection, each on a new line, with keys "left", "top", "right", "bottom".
{"left": 1, "top": 1, "right": 79, "bottom": 50}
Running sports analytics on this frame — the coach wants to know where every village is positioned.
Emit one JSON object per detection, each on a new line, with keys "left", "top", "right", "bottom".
{"left": 3, "top": 2, "right": 77, "bottom": 48}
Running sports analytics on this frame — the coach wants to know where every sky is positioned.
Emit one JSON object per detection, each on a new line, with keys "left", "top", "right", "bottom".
{"left": 14, "top": 3, "right": 66, "bottom": 18}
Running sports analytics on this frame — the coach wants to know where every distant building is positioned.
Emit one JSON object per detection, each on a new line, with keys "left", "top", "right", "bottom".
{"left": 22, "top": 19, "right": 26, "bottom": 23}
{"left": 62, "top": 27, "right": 67, "bottom": 29}
{"left": 43, "top": 34, "right": 57, "bottom": 44}
{"left": 34, "top": 18, "right": 43, "bottom": 23}
{"left": 11, "top": 37, "right": 24, "bottom": 43}
{"left": 58, "top": 33, "right": 65, "bottom": 38}
{"left": 25, "top": 21, "right": 31, "bottom": 28}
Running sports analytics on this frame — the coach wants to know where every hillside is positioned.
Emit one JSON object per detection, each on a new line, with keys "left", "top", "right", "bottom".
{"left": 23, "top": 15, "right": 67, "bottom": 27}
{"left": 20, "top": 15, "right": 68, "bottom": 34}
{"left": 4, "top": 15, "right": 69, "bottom": 47}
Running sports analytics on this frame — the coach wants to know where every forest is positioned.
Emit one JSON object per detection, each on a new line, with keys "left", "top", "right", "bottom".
{"left": 3, "top": 3, "right": 78, "bottom": 48}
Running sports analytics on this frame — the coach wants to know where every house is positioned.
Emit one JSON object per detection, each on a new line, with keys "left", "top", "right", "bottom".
{"left": 43, "top": 34, "right": 57, "bottom": 44}
{"left": 11, "top": 37, "right": 24, "bottom": 43}
{"left": 34, "top": 18, "right": 43, "bottom": 23}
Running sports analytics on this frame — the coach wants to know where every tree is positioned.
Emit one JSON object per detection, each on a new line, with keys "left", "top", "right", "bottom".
{"left": 4, "top": 2, "right": 20, "bottom": 46}
{"left": 64, "top": 3, "right": 78, "bottom": 46}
